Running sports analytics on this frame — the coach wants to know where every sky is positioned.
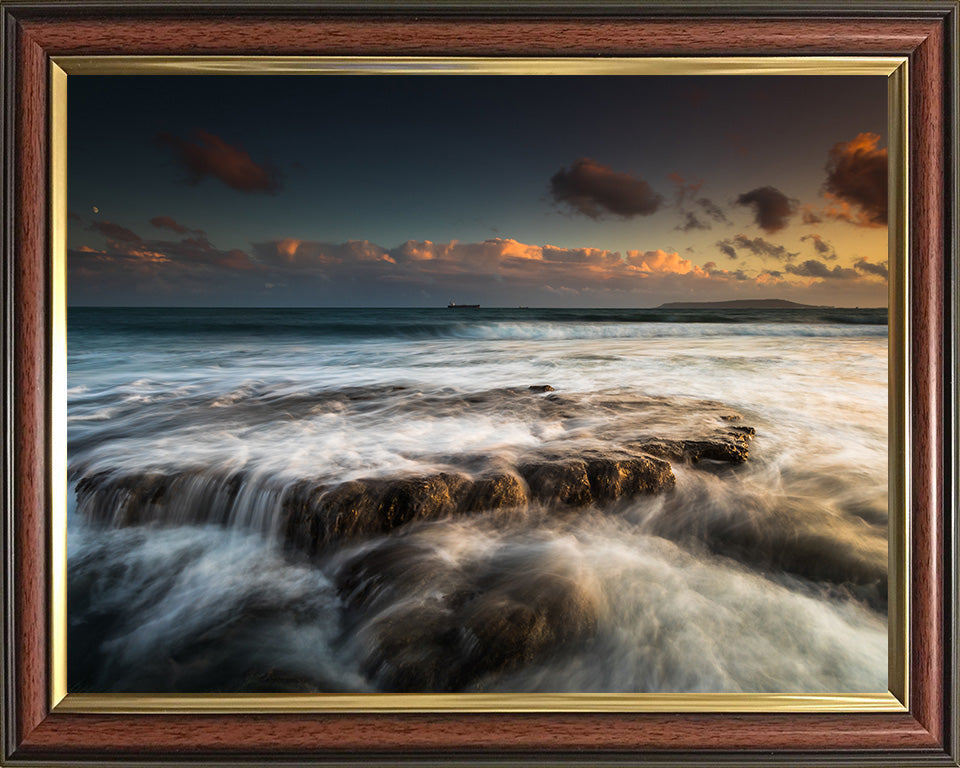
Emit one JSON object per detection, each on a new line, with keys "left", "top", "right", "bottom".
{"left": 67, "top": 75, "right": 889, "bottom": 308}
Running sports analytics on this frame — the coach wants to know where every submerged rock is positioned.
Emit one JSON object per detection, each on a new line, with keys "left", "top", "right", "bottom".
{"left": 74, "top": 469, "right": 249, "bottom": 527}
{"left": 335, "top": 537, "right": 603, "bottom": 692}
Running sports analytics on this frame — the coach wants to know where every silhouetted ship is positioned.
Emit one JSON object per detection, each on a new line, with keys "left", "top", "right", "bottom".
{"left": 447, "top": 301, "right": 480, "bottom": 308}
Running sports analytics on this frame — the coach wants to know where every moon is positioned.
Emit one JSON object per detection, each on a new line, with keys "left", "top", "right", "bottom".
{"left": 92, "top": 206, "right": 99, "bottom": 214}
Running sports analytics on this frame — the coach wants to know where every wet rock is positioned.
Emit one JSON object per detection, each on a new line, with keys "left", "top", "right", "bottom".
{"left": 75, "top": 469, "right": 248, "bottom": 527}
{"left": 285, "top": 452, "right": 676, "bottom": 553}
{"left": 463, "top": 472, "right": 528, "bottom": 513}
{"left": 336, "top": 537, "right": 454, "bottom": 610}
{"left": 375, "top": 473, "right": 469, "bottom": 528}
{"left": 520, "top": 460, "right": 592, "bottom": 507}
{"left": 634, "top": 429, "right": 754, "bottom": 464}
{"left": 459, "top": 568, "right": 600, "bottom": 687}
{"left": 282, "top": 473, "right": 470, "bottom": 555}
{"left": 584, "top": 453, "right": 676, "bottom": 502}
{"left": 359, "top": 600, "right": 462, "bottom": 691}
{"left": 75, "top": 471, "right": 167, "bottom": 526}
{"left": 336, "top": 538, "right": 603, "bottom": 692}
{"left": 76, "top": 421, "right": 745, "bottom": 556}
{"left": 519, "top": 453, "right": 675, "bottom": 508}
{"left": 528, "top": 384, "right": 556, "bottom": 393}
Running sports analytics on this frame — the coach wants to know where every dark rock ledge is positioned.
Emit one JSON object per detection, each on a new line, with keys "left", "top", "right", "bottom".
{"left": 75, "top": 428, "right": 756, "bottom": 556}
{"left": 282, "top": 450, "right": 677, "bottom": 555}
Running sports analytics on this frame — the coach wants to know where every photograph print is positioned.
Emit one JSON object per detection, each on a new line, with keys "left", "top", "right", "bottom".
{"left": 66, "top": 72, "right": 891, "bottom": 695}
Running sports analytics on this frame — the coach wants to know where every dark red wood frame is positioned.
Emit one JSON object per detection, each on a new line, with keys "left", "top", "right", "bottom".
{"left": 1, "top": 3, "right": 957, "bottom": 765}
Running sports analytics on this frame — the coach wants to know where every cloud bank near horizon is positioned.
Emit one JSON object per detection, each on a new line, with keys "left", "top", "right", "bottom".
{"left": 68, "top": 222, "right": 889, "bottom": 308}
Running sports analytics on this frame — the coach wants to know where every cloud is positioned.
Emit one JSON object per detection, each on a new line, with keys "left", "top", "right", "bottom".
{"left": 717, "top": 234, "right": 797, "bottom": 261}
{"left": 71, "top": 221, "right": 260, "bottom": 297}
{"left": 253, "top": 238, "right": 393, "bottom": 267}
{"left": 668, "top": 175, "right": 730, "bottom": 232}
{"left": 697, "top": 197, "right": 730, "bottom": 224}
{"left": 91, "top": 220, "right": 142, "bottom": 243}
{"left": 550, "top": 158, "right": 662, "bottom": 219}
{"left": 150, "top": 216, "right": 205, "bottom": 236}
{"left": 735, "top": 186, "right": 796, "bottom": 233}
{"left": 667, "top": 172, "right": 703, "bottom": 207}
{"left": 854, "top": 259, "right": 888, "bottom": 279}
{"left": 823, "top": 132, "right": 887, "bottom": 227}
{"left": 625, "top": 249, "right": 707, "bottom": 276}
{"left": 155, "top": 235, "right": 258, "bottom": 271}
{"left": 800, "top": 205, "right": 823, "bottom": 225}
{"left": 676, "top": 212, "right": 710, "bottom": 232}
{"left": 785, "top": 259, "right": 858, "bottom": 279}
{"left": 800, "top": 234, "right": 837, "bottom": 260}
{"left": 715, "top": 240, "right": 738, "bottom": 260}
{"left": 155, "top": 129, "right": 281, "bottom": 193}
{"left": 69, "top": 228, "right": 889, "bottom": 308}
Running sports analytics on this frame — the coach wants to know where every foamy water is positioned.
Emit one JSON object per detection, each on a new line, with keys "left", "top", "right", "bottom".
{"left": 67, "top": 307, "right": 888, "bottom": 693}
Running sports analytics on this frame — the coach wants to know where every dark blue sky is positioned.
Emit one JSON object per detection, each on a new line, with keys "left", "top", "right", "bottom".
{"left": 67, "top": 74, "right": 890, "bottom": 307}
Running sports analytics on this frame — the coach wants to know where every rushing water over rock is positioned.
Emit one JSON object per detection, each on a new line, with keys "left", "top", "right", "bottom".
{"left": 67, "top": 307, "right": 888, "bottom": 693}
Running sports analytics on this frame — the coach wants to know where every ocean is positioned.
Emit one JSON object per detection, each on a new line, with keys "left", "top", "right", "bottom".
{"left": 66, "top": 306, "right": 889, "bottom": 694}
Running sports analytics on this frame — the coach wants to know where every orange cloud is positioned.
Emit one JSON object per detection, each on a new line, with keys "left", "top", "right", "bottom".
{"left": 822, "top": 132, "right": 887, "bottom": 227}
{"left": 123, "top": 248, "right": 172, "bottom": 264}
{"left": 276, "top": 238, "right": 302, "bottom": 260}
{"left": 626, "top": 249, "right": 705, "bottom": 276}
{"left": 70, "top": 229, "right": 890, "bottom": 307}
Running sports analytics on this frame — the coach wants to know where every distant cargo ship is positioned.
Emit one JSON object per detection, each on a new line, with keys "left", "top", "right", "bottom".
{"left": 447, "top": 301, "right": 480, "bottom": 308}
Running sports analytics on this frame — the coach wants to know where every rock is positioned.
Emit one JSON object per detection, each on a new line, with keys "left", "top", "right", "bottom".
{"left": 75, "top": 419, "right": 749, "bottom": 556}
{"left": 584, "top": 453, "right": 676, "bottom": 502}
{"left": 459, "top": 568, "right": 601, "bottom": 685}
{"left": 528, "top": 384, "right": 556, "bottom": 392}
{"left": 634, "top": 429, "right": 754, "bottom": 464}
{"left": 336, "top": 537, "right": 453, "bottom": 611}
{"left": 520, "top": 460, "right": 592, "bottom": 507}
{"left": 375, "top": 473, "right": 469, "bottom": 529}
{"left": 360, "top": 600, "right": 461, "bottom": 691}
{"left": 282, "top": 473, "right": 470, "bottom": 554}
{"left": 284, "top": 451, "right": 677, "bottom": 554}
{"left": 463, "top": 472, "right": 528, "bottom": 513}
{"left": 336, "top": 538, "right": 603, "bottom": 692}
{"left": 74, "top": 469, "right": 248, "bottom": 527}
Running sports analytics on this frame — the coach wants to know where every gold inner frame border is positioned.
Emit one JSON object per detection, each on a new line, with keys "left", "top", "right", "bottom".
{"left": 48, "top": 55, "right": 909, "bottom": 714}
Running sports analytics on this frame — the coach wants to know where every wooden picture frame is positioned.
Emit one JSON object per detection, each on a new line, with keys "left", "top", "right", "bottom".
{"left": 1, "top": 1, "right": 957, "bottom": 765}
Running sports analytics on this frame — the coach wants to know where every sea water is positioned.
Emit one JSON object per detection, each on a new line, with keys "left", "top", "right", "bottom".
{"left": 66, "top": 307, "right": 888, "bottom": 693}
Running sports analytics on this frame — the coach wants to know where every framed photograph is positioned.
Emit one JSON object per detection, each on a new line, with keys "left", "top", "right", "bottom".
{"left": 2, "top": 2, "right": 957, "bottom": 766}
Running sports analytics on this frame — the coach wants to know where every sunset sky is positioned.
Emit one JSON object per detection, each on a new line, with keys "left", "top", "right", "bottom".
{"left": 67, "top": 75, "right": 889, "bottom": 308}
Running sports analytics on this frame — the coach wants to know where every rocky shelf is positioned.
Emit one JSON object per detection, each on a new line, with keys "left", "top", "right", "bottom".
{"left": 75, "top": 427, "right": 756, "bottom": 556}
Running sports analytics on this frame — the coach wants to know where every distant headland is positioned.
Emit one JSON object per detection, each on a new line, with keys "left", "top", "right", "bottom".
{"left": 657, "top": 299, "right": 832, "bottom": 310}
